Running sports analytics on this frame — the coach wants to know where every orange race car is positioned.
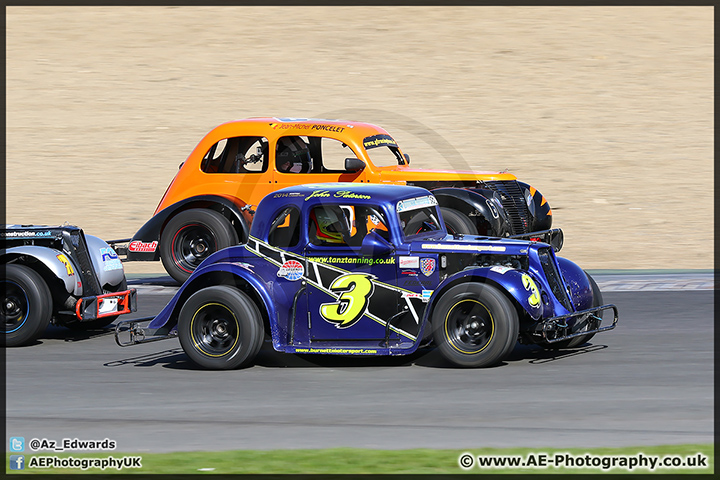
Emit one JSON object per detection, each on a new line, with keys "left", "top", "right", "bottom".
{"left": 117, "top": 117, "right": 559, "bottom": 282}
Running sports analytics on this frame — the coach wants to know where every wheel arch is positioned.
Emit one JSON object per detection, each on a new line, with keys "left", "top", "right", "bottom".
{"left": 152, "top": 266, "right": 274, "bottom": 338}
{"left": 424, "top": 269, "right": 542, "bottom": 330}
{"left": 432, "top": 187, "right": 510, "bottom": 236}
{"left": 129, "top": 195, "right": 251, "bottom": 261}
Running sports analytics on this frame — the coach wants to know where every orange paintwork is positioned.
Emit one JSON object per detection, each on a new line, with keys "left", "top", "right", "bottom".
{"left": 155, "top": 117, "right": 518, "bottom": 215}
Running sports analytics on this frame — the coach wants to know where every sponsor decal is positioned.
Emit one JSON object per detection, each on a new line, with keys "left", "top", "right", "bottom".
{"left": 396, "top": 195, "right": 438, "bottom": 213}
{"left": 400, "top": 270, "right": 419, "bottom": 276}
{"left": 490, "top": 265, "right": 514, "bottom": 274}
{"left": 420, "top": 258, "right": 436, "bottom": 277}
{"left": 402, "top": 278, "right": 434, "bottom": 287}
{"left": 56, "top": 254, "right": 75, "bottom": 276}
{"left": 363, "top": 134, "right": 398, "bottom": 149}
{"left": 421, "top": 290, "right": 433, "bottom": 302}
{"left": 305, "top": 189, "right": 371, "bottom": 201}
{"left": 521, "top": 273, "right": 541, "bottom": 308}
{"left": 421, "top": 243, "right": 507, "bottom": 252}
{"left": 273, "top": 192, "right": 305, "bottom": 198}
{"left": 100, "top": 247, "right": 123, "bottom": 271}
{"left": 399, "top": 256, "right": 420, "bottom": 269}
{"left": 277, "top": 260, "right": 304, "bottom": 281}
{"left": 128, "top": 240, "right": 158, "bottom": 253}
{"left": 1, "top": 230, "right": 53, "bottom": 238}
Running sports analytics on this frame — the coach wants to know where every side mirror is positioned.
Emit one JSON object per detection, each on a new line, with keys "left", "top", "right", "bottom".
{"left": 361, "top": 230, "right": 394, "bottom": 257}
{"left": 345, "top": 158, "right": 366, "bottom": 172}
{"left": 403, "top": 153, "right": 410, "bottom": 164}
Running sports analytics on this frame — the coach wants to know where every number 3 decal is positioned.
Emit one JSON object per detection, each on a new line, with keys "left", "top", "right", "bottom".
{"left": 320, "top": 274, "right": 375, "bottom": 328}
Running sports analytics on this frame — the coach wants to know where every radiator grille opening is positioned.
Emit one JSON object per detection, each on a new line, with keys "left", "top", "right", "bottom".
{"left": 484, "top": 180, "right": 531, "bottom": 235}
{"left": 538, "top": 247, "right": 572, "bottom": 310}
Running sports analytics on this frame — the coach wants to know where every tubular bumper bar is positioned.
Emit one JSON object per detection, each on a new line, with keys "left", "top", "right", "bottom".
{"left": 537, "top": 304, "right": 619, "bottom": 344}
{"left": 114, "top": 317, "right": 177, "bottom": 347}
{"left": 509, "top": 228, "right": 564, "bottom": 252}
{"left": 75, "top": 289, "right": 137, "bottom": 321}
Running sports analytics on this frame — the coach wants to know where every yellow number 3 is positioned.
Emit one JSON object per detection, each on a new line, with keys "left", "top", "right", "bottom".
{"left": 320, "top": 274, "right": 375, "bottom": 328}
{"left": 522, "top": 273, "right": 541, "bottom": 308}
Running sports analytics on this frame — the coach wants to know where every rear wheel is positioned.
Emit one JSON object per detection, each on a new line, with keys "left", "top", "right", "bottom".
{"left": 178, "top": 285, "right": 263, "bottom": 369}
{"left": 440, "top": 207, "right": 478, "bottom": 236}
{"left": 160, "top": 209, "right": 238, "bottom": 284}
{"left": 2, "top": 264, "right": 52, "bottom": 347}
{"left": 432, "top": 282, "right": 518, "bottom": 367}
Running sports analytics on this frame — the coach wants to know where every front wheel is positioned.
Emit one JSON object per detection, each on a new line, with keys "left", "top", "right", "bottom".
{"left": 2, "top": 264, "right": 52, "bottom": 347}
{"left": 178, "top": 285, "right": 264, "bottom": 370}
{"left": 160, "top": 209, "right": 239, "bottom": 284}
{"left": 432, "top": 282, "right": 518, "bottom": 367}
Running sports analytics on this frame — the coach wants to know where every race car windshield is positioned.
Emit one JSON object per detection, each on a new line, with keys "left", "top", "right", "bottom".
{"left": 396, "top": 196, "right": 443, "bottom": 239}
{"left": 363, "top": 134, "right": 405, "bottom": 167}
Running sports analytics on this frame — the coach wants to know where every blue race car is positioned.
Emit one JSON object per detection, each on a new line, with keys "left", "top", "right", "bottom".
{"left": 116, "top": 183, "right": 617, "bottom": 369}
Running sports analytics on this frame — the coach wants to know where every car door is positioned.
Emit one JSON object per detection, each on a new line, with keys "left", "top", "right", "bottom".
{"left": 302, "top": 203, "right": 402, "bottom": 345}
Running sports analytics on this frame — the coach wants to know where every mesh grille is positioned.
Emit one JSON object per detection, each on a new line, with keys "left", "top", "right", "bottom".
{"left": 484, "top": 180, "right": 531, "bottom": 235}
{"left": 65, "top": 230, "right": 102, "bottom": 295}
{"left": 538, "top": 247, "right": 572, "bottom": 310}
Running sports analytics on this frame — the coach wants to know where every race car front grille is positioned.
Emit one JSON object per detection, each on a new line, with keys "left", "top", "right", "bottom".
{"left": 538, "top": 247, "right": 572, "bottom": 310}
{"left": 63, "top": 230, "right": 102, "bottom": 296}
{"left": 483, "top": 180, "right": 531, "bottom": 235}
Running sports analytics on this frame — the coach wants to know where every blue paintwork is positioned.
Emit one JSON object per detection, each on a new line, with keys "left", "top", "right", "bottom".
{"left": 149, "top": 183, "right": 594, "bottom": 356}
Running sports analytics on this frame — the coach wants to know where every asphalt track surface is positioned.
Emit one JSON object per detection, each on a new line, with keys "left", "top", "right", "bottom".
{"left": 5, "top": 275, "right": 714, "bottom": 453}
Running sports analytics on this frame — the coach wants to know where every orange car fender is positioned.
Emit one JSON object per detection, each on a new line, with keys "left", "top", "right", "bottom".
{"left": 127, "top": 195, "right": 250, "bottom": 261}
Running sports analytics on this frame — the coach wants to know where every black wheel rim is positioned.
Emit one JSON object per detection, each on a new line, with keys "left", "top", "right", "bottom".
{"left": 189, "top": 303, "right": 240, "bottom": 357}
{"left": 445, "top": 299, "right": 494, "bottom": 354}
{"left": 2, "top": 281, "right": 29, "bottom": 334}
{"left": 171, "top": 223, "right": 217, "bottom": 273}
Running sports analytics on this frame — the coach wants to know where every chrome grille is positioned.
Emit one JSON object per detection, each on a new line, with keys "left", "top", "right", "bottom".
{"left": 484, "top": 180, "right": 531, "bottom": 234}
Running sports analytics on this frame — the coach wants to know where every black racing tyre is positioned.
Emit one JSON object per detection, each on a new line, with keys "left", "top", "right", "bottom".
{"left": 432, "top": 282, "right": 518, "bottom": 367}
{"left": 160, "top": 209, "right": 239, "bottom": 284}
{"left": 178, "top": 285, "right": 263, "bottom": 369}
{"left": 440, "top": 207, "right": 478, "bottom": 236}
{"left": 550, "top": 271, "right": 603, "bottom": 349}
{"left": 2, "top": 264, "right": 52, "bottom": 347}
{"left": 65, "top": 279, "right": 128, "bottom": 330}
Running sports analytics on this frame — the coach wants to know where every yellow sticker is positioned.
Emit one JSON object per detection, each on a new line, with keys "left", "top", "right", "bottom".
{"left": 56, "top": 254, "right": 75, "bottom": 276}
{"left": 522, "top": 273, "right": 540, "bottom": 308}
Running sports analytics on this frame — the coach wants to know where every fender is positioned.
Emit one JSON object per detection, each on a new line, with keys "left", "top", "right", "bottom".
{"left": 432, "top": 187, "right": 512, "bottom": 237}
{"left": 147, "top": 261, "right": 277, "bottom": 339}
{"left": 555, "top": 257, "right": 593, "bottom": 311}
{"left": 517, "top": 181, "right": 553, "bottom": 231}
{"left": 128, "top": 195, "right": 251, "bottom": 261}
{"left": 422, "top": 267, "right": 546, "bottom": 326}
{"left": 84, "top": 234, "right": 125, "bottom": 289}
{"left": 1, "top": 246, "right": 81, "bottom": 296}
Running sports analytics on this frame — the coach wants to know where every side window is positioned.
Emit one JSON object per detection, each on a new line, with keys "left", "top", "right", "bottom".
{"left": 201, "top": 136, "right": 268, "bottom": 173}
{"left": 318, "top": 137, "right": 357, "bottom": 171}
{"left": 308, "top": 204, "right": 388, "bottom": 247}
{"left": 276, "top": 136, "right": 360, "bottom": 174}
{"left": 267, "top": 206, "right": 301, "bottom": 248}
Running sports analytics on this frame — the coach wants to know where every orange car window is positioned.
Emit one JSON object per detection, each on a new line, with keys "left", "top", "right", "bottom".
{"left": 202, "top": 136, "right": 268, "bottom": 174}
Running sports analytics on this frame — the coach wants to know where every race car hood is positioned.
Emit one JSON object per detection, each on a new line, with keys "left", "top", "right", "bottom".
{"left": 408, "top": 235, "right": 533, "bottom": 256}
{"left": 375, "top": 165, "right": 518, "bottom": 184}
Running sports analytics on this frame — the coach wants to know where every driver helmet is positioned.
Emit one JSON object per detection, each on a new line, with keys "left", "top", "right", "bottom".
{"left": 276, "top": 136, "right": 311, "bottom": 173}
{"left": 309, "top": 206, "right": 347, "bottom": 244}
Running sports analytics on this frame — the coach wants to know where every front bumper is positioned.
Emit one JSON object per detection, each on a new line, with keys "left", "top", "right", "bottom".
{"left": 75, "top": 289, "right": 137, "bottom": 321}
{"left": 533, "top": 304, "right": 619, "bottom": 344}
